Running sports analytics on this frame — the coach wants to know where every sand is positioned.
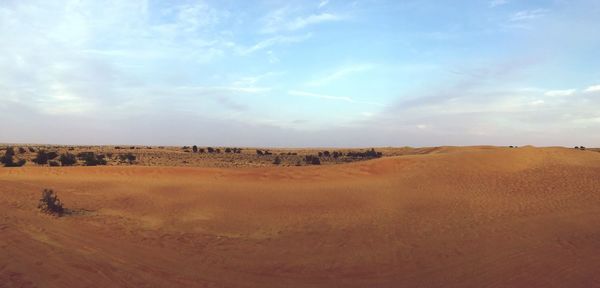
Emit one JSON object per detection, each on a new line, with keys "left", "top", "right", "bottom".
{"left": 1, "top": 146, "right": 600, "bottom": 287}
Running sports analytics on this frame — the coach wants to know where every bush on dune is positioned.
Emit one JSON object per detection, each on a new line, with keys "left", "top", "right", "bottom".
{"left": 38, "top": 189, "right": 64, "bottom": 216}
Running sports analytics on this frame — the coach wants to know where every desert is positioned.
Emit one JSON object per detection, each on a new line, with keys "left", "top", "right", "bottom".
{"left": 3, "top": 1, "right": 600, "bottom": 287}
{"left": 2, "top": 146, "right": 600, "bottom": 287}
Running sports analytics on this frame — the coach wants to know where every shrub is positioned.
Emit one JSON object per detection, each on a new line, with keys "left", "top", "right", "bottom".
{"left": 332, "top": 151, "right": 341, "bottom": 159}
{"left": 215, "top": 148, "right": 221, "bottom": 153}
{"left": 256, "top": 149, "right": 264, "bottom": 155}
{"left": 48, "top": 160, "right": 60, "bottom": 167}
{"left": 225, "top": 148, "right": 232, "bottom": 153}
{"left": 28, "top": 147, "right": 36, "bottom": 153}
{"left": 304, "top": 155, "right": 321, "bottom": 165}
{"left": 78, "top": 152, "right": 107, "bottom": 166}
{"left": 198, "top": 148, "right": 205, "bottom": 153}
{"left": 47, "top": 151, "right": 59, "bottom": 160}
{"left": 59, "top": 153, "right": 77, "bottom": 166}
{"left": 323, "top": 151, "right": 330, "bottom": 157}
{"left": 18, "top": 147, "right": 26, "bottom": 154}
{"left": 264, "top": 150, "right": 272, "bottom": 155}
{"left": 182, "top": 146, "right": 189, "bottom": 150}
{"left": 115, "top": 146, "right": 121, "bottom": 149}
{"left": 1, "top": 151, "right": 25, "bottom": 167}
{"left": 38, "top": 189, "right": 64, "bottom": 216}
{"left": 273, "top": 156, "right": 281, "bottom": 165}
{"left": 4, "top": 147, "right": 15, "bottom": 158}
{"left": 207, "top": 147, "right": 215, "bottom": 153}
{"left": 118, "top": 153, "right": 136, "bottom": 163}
{"left": 34, "top": 150, "right": 49, "bottom": 165}
{"left": 192, "top": 145, "right": 198, "bottom": 153}
{"left": 318, "top": 152, "right": 323, "bottom": 157}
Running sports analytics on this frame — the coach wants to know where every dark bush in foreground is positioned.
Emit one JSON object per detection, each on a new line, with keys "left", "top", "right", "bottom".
{"left": 78, "top": 152, "right": 107, "bottom": 166}
{"left": 38, "top": 189, "right": 64, "bottom": 216}
{"left": 1, "top": 149, "right": 26, "bottom": 167}
{"left": 59, "top": 153, "right": 77, "bottom": 166}
{"left": 119, "top": 153, "right": 136, "bottom": 163}
{"left": 48, "top": 160, "right": 60, "bottom": 167}
{"left": 47, "top": 151, "right": 59, "bottom": 160}
{"left": 34, "top": 150, "right": 49, "bottom": 165}
{"left": 304, "top": 155, "right": 321, "bottom": 165}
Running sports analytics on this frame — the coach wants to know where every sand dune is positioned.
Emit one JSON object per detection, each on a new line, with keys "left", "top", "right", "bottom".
{"left": 2, "top": 147, "right": 600, "bottom": 287}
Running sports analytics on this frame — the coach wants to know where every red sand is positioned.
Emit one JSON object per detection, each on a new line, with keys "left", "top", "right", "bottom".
{"left": 2, "top": 146, "right": 600, "bottom": 287}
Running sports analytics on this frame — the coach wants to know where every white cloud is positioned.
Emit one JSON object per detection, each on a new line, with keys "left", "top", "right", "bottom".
{"left": 239, "top": 33, "right": 312, "bottom": 55}
{"left": 287, "top": 13, "right": 341, "bottom": 31}
{"left": 307, "top": 64, "right": 374, "bottom": 87}
{"left": 318, "top": 0, "right": 330, "bottom": 9}
{"left": 288, "top": 90, "right": 384, "bottom": 106}
{"left": 584, "top": 84, "right": 600, "bottom": 93}
{"left": 490, "top": 0, "right": 508, "bottom": 8}
{"left": 509, "top": 9, "right": 547, "bottom": 22}
{"left": 544, "top": 89, "right": 576, "bottom": 97}
{"left": 260, "top": 8, "right": 342, "bottom": 34}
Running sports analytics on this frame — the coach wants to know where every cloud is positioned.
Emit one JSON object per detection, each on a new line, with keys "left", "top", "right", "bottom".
{"left": 306, "top": 64, "right": 374, "bottom": 87}
{"left": 287, "top": 13, "right": 341, "bottom": 31}
{"left": 584, "top": 84, "right": 600, "bottom": 93}
{"left": 318, "top": 0, "right": 329, "bottom": 9}
{"left": 239, "top": 33, "right": 312, "bottom": 55}
{"left": 544, "top": 89, "right": 576, "bottom": 97}
{"left": 288, "top": 90, "right": 384, "bottom": 106}
{"left": 260, "top": 7, "right": 342, "bottom": 34}
{"left": 489, "top": 0, "right": 508, "bottom": 8}
{"left": 509, "top": 9, "right": 547, "bottom": 22}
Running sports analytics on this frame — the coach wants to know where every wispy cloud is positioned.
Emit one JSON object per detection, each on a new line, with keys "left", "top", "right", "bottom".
{"left": 307, "top": 64, "right": 374, "bottom": 87}
{"left": 544, "top": 89, "right": 576, "bottom": 97}
{"left": 584, "top": 84, "right": 600, "bottom": 93}
{"left": 239, "top": 33, "right": 312, "bottom": 55}
{"left": 288, "top": 90, "right": 384, "bottom": 106}
{"left": 509, "top": 9, "right": 547, "bottom": 22}
{"left": 260, "top": 7, "right": 343, "bottom": 34}
{"left": 489, "top": 0, "right": 508, "bottom": 8}
{"left": 318, "top": 0, "right": 329, "bottom": 9}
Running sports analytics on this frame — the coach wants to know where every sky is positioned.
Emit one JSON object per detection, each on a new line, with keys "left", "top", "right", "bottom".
{"left": 1, "top": 0, "right": 600, "bottom": 147}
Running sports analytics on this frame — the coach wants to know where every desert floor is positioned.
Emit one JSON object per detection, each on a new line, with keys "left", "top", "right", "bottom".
{"left": 1, "top": 146, "right": 600, "bottom": 287}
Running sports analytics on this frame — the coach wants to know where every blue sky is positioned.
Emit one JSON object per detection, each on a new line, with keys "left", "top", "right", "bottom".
{"left": 1, "top": 0, "right": 600, "bottom": 147}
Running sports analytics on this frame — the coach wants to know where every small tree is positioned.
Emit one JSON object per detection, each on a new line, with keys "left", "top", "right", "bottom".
{"left": 1, "top": 150, "right": 25, "bottom": 167}
{"left": 256, "top": 149, "right": 264, "bottom": 155}
{"left": 38, "top": 189, "right": 64, "bottom": 216}
{"left": 34, "top": 150, "right": 49, "bottom": 165}
{"left": 192, "top": 145, "right": 198, "bottom": 153}
{"left": 59, "top": 153, "right": 77, "bottom": 166}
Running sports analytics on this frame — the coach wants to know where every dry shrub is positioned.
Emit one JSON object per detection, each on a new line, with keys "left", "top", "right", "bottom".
{"left": 38, "top": 189, "right": 64, "bottom": 216}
